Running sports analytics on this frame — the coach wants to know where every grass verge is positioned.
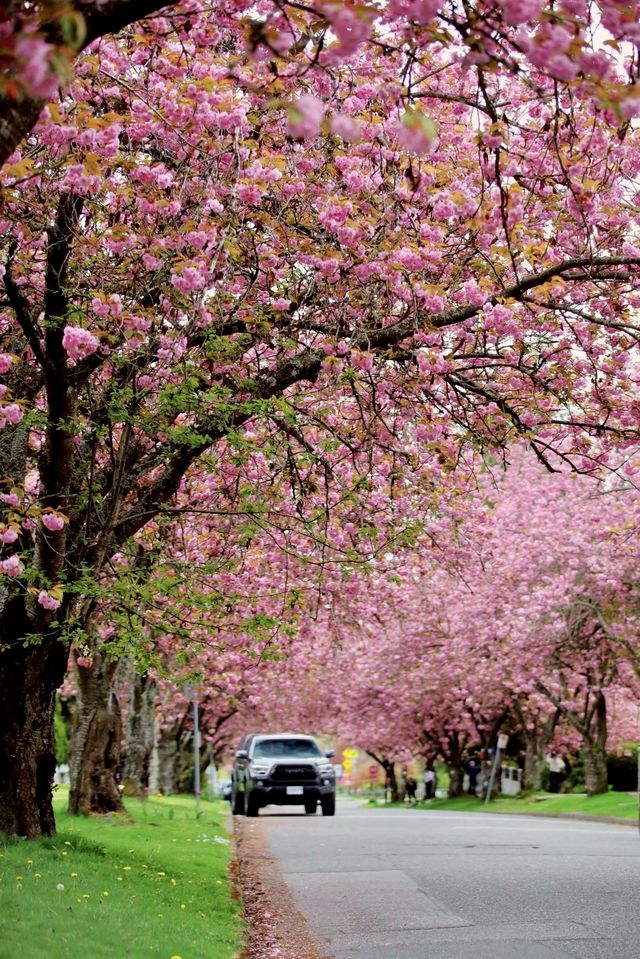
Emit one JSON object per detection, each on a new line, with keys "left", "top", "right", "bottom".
{"left": 0, "top": 789, "right": 244, "bottom": 959}
{"left": 369, "top": 790, "right": 639, "bottom": 821}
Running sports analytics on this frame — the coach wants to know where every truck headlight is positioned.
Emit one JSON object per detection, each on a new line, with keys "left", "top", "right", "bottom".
{"left": 250, "top": 763, "right": 271, "bottom": 775}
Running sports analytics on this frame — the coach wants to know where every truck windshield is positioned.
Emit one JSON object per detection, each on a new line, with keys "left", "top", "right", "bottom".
{"left": 253, "top": 738, "right": 323, "bottom": 759}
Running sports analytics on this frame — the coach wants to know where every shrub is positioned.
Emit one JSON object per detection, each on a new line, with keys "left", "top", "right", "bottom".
{"left": 607, "top": 747, "right": 638, "bottom": 792}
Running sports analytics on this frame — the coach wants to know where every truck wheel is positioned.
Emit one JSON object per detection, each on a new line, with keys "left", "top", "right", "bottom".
{"left": 304, "top": 801, "right": 317, "bottom": 814}
{"left": 320, "top": 794, "right": 336, "bottom": 816}
{"left": 245, "top": 790, "right": 260, "bottom": 817}
{"left": 232, "top": 788, "right": 244, "bottom": 816}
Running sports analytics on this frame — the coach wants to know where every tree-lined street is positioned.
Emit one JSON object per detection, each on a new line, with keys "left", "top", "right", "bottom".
{"left": 256, "top": 802, "right": 640, "bottom": 959}
{"left": 4, "top": 2, "right": 640, "bottom": 955}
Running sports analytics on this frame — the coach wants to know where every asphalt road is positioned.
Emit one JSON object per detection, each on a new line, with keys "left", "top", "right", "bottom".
{"left": 254, "top": 799, "right": 640, "bottom": 959}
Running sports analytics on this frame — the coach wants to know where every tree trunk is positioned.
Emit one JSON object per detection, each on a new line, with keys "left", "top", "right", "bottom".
{"left": 68, "top": 649, "right": 125, "bottom": 815}
{"left": 519, "top": 708, "right": 560, "bottom": 791}
{"left": 383, "top": 760, "right": 399, "bottom": 801}
{"left": 155, "top": 725, "right": 181, "bottom": 794}
{"left": 583, "top": 691, "right": 608, "bottom": 796}
{"left": 444, "top": 732, "right": 466, "bottom": 798}
{"left": 176, "top": 732, "right": 197, "bottom": 793}
{"left": 523, "top": 746, "right": 546, "bottom": 792}
{"left": 0, "top": 598, "right": 69, "bottom": 837}
{"left": 583, "top": 743, "right": 608, "bottom": 795}
{"left": 155, "top": 738, "right": 178, "bottom": 794}
{"left": 120, "top": 671, "right": 156, "bottom": 798}
{"left": 447, "top": 763, "right": 464, "bottom": 798}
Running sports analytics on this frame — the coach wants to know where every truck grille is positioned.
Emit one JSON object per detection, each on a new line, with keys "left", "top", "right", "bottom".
{"left": 271, "top": 764, "right": 317, "bottom": 784}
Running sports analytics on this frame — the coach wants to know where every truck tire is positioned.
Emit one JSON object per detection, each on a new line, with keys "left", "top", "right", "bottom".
{"left": 320, "top": 794, "right": 336, "bottom": 816}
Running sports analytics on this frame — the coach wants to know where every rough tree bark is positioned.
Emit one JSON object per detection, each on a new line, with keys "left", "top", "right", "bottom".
{"left": 443, "top": 732, "right": 467, "bottom": 798}
{"left": 583, "top": 691, "right": 608, "bottom": 796}
{"left": 514, "top": 704, "right": 561, "bottom": 791}
{"left": 0, "top": 596, "right": 69, "bottom": 837}
{"left": 68, "top": 649, "right": 125, "bottom": 815}
{"left": 120, "top": 670, "right": 157, "bottom": 798}
{"left": 154, "top": 709, "right": 190, "bottom": 795}
{"left": 0, "top": 195, "right": 81, "bottom": 835}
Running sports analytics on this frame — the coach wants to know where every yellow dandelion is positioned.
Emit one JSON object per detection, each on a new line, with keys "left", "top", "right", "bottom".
{"left": 215, "top": 880, "right": 222, "bottom": 885}
{"left": 34, "top": 873, "right": 42, "bottom": 879}
{"left": 26, "top": 859, "right": 33, "bottom": 865}
{"left": 71, "top": 872, "right": 78, "bottom": 878}
{"left": 116, "top": 877, "right": 123, "bottom": 881}
{"left": 180, "top": 903, "right": 186, "bottom": 910}
{"left": 77, "top": 898, "right": 82, "bottom": 904}
{"left": 156, "top": 871, "right": 166, "bottom": 877}
{"left": 170, "top": 955, "right": 183, "bottom": 959}
{"left": 123, "top": 865, "right": 132, "bottom": 871}
{"left": 61, "top": 851, "right": 68, "bottom": 857}
{"left": 82, "top": 893, "right": 90, "bottom": 899}
{"left": 102, "top": 891, "right": 109, "bottom": 897}
{"left": 15, "top": 876, "right": 22, "bottom": 881}
{"left": 170, "top": 878, "right": 177, "bottom": 886}
{"left": 64, "top": 841, "right": 72, "bottom": 846}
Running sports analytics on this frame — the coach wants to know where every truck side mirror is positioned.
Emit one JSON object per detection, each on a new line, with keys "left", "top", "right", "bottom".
{"left": 235, "top": 749, "right": 249, "bottom": 760}
{"left": 325, "top": 750, "right": 335, "bottom": 759}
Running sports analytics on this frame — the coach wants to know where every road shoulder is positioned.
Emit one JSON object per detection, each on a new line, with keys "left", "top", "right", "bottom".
{"left": 232, "top": 816, "right": 328, "bottom": 959}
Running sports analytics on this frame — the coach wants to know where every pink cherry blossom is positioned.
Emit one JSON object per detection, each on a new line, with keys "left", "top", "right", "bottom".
{"left": 14, "top": 35, "right": 60, "bottom": 99}
{"left": 0, "top": 555, "right": 23, "bottom": 577}
{"left": 37, "top": 590, "right": 61, "bottom": 611}
{"left": 62, "top": 326, "right": 100, "bottom": 361}
{"left": 41, "top": 513, "right": 65, "bottom": 532}
{"left": 287, "top": 96, "right": 325, "bottom": 139}
{"left": 497, "top": 0, "right": 544, "bottom": 25}
{"left": 2, "top": 404, "right": 23, "bottom": 425}
{"left": 330, "top": 113, "right": 361, "bottom": 142}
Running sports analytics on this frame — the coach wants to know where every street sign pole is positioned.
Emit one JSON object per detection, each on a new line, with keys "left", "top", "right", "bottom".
{"left": 485, "top": 733, "right": 509, "bottom": 806}
{"left": 193, "top": 697, "right": 201, "bottom": 818}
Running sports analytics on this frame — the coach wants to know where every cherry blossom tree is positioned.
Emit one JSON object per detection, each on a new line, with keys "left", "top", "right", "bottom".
{"left": 4, "top": 0, "right": 640, "bottom": 837}
{"left": 4, "top": 0, "right": 640, "bottom": 166}
{"left": 303, "top": 451, "right": 640, "bottom": 797}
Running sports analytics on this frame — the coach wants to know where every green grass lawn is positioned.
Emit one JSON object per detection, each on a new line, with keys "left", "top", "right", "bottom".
{"left": 370, "top": 790, "right": 639, "bottom": 820}
{"left": 0, "top": 789, "right": 244, "bottom": 959}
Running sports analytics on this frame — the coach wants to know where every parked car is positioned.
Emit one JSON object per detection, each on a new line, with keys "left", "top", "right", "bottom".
{"left": 231, "top": 732, "right": 336, "bottom": 817}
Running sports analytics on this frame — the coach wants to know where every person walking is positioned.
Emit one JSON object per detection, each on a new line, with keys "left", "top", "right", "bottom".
{"left": 423, "top": 766, "right": 436, "bottom": 800}
{"left": 406, "top": 776, "right": 417, "bottom": 803}
{"left": 546, "top": 751, "right": 566, "bottom": 793}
